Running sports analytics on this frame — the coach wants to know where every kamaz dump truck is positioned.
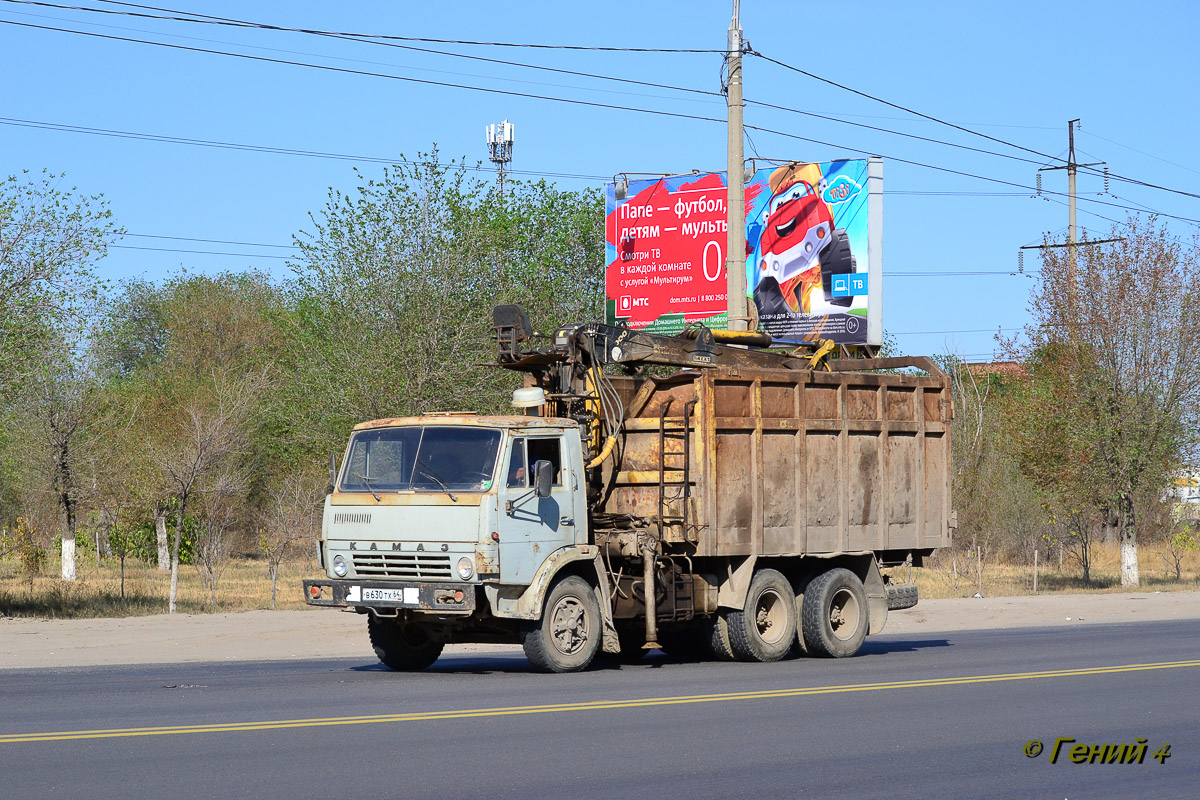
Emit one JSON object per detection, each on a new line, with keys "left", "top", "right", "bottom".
{"left": 304, "top": 306, "right": 953, "bottom": 672}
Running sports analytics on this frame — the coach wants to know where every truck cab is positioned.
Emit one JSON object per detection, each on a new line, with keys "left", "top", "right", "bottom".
{"left": 304, "top": 413, "right": 603, "bottom": 670}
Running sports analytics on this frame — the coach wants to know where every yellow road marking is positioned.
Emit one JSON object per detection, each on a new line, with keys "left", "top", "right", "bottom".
{"left": 3, "top": 658, "right": 1198, "bottom": 744}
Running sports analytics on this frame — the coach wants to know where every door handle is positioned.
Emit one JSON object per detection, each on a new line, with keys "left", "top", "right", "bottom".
{"left": 560, "top": 517, "right": 575, "bottom": 526}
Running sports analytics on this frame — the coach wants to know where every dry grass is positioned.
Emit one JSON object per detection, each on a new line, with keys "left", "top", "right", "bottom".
{"left": 888, "top": 541, "right": 1200, "bottom": 599}
{"left": 0, "top": 554, "right": 324, "bottom": 618}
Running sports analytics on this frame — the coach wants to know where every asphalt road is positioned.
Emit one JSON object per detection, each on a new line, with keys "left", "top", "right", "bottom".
{"left": 2, "top": 621, "right": 1196, "bottom": 799}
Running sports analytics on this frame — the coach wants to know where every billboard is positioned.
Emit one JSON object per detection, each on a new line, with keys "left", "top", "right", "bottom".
{"left": 605, "top": 158, "right": 881, "bottom": 345}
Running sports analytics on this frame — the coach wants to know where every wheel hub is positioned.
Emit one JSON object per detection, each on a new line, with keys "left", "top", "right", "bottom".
{"left": 753, "top": 589, "right": 787, "bottom": 645}
{"left": 829, "top": 587, "right": 861, "bottom": 641}
{"left": 550, "top": 596, "right": 588, "bottom": 655}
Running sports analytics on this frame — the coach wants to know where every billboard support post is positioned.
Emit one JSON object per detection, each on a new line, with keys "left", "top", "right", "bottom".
{"left": 725, "top": 1, "right": 748, "bottom": 331}
{"left": 867, "top": 156, "right": 884, "bottom": 347}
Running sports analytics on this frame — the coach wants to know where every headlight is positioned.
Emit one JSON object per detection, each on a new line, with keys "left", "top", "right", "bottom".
{"left": 457, "top": 557, "right": 474, "bottom": 581}
{"left": 332, "top": 554, "right": 348, "bottom": 577}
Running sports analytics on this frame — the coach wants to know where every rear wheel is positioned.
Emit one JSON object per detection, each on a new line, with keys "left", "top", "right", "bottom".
{"left": 367, "top": 616, "right": 444, "bottom": 671}
{"left": 708, "top": 613, "right": 736, "bottom": 661}
{"left": 522, "top": 575, "right": 602, "bottom": 673}
{"left": 727, "top": 569, "right": 797, "bottom": 662}
{"left": 801, "top": 567, "right": 868, "bottom": 658}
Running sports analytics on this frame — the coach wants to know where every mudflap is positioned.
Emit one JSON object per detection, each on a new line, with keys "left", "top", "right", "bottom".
{"left": 863, "top": 559, "right": 888, "bottom": 634}
{"left": 592, "top": 553, "right": 621, "bottom": 655}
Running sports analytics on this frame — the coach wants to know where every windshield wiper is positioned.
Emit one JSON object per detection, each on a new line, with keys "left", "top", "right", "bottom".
{"left": 354, "top": 474, "right": 382, "bottom": 503}
{"left": 415, "top": 458, "right": 458, "bottom": 502}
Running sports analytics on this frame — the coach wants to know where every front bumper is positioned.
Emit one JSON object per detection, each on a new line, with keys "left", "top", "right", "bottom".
{"left": 303, "top": 579, "right": 476, "bottom": 614}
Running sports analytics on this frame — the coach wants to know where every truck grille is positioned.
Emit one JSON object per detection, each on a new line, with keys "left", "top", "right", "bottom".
{"left": 352, "top": 553, "right": 453, "bottom": 579}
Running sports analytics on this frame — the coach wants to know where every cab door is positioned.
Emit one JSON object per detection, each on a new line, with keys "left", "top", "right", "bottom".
{"left": 497, "top": 434, "right": 575, "bottom": 585}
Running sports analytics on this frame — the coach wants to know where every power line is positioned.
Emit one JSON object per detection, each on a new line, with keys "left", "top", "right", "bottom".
{"left": 8, "top": 109, "right": 1190, "bottom": 233}
{"left": 0, "top": 116, "right": 609, "bottom": 181}
{"left": 749, "top": 49, "right": 1200, "bottom": 202}
{"left": 888, "top": 271, "right": 1035, "bottom": 277}
{"left": 0, "top": 19, "right": 736, "bottom": 132}
{"left": 0, "top": 0, "right": 726, "bottom": 105}
{"left": 112, "top": 244, "right": 293, "bottom": 259}
{"left": 13, "top": 1, "right": 1194, "bottom": 203}
{"left": 0, "top": 113, "right": 1066, "bottom": 210}
{"left": 19, "top": 0, "right": 1194, "bottom": 198}
{"left": 7, "top": 19, "right": 1196, "bottom": 226}
{"left": 746, "top": 99, "right": 1051, "bottom": 169}
{"left": 1078, "top": 129, "right": 1200, "bottom": 178}
{"left": 885, "top": 190, "right": 1030, "bottom": 197}
{"left": 3, "top": 0, "right": 1080, "bottom": 174}
{"left": 746, "top": 148, "right": 1200, "bottom": 226}
{"left": 894, "top": 328, "right": 1017, "bottom": 335}
{"left": 84, "top": 0, "right": 724, "bottom": 52}
{"left": 124, "top": 232, "right": 299, "bottom": 249}
{"left": 0, "top": 0, "right": 1077, "bottom": 174}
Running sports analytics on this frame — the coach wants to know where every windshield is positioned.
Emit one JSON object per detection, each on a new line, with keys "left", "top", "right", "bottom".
{"left": 340, "top": 426, "right": 502, "bottom": 493}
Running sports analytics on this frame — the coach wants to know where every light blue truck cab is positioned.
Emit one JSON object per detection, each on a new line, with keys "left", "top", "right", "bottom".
{"left": 304, "top": 412, "right": 615, "bottom": 672}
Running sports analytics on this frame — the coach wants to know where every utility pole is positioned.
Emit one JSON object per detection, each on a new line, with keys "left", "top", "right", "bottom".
{"left": 1037, "top": 119, "right": 1104, "bottom": 320}
{"left": 724, "top": 0, "right": 748, "bottom": 332}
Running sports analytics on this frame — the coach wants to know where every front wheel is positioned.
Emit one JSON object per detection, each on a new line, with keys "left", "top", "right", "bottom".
{"left": 801, "top": 567, "right": 868, "bottom": 658}
{"left": 522, "top": 575, "right": 602, "bottom": 673}
{"left": 367, "top": 616, "right": 444, "bottom": 671}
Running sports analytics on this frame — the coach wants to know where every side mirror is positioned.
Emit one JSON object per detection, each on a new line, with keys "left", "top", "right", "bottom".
{"left": 533, "top": 460, "right": 553, "bottom": 498}
{"left": 328, "top": 453, "right": 338, "bottom": 494}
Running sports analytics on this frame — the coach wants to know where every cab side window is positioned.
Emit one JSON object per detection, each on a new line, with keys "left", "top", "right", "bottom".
{"left": 507, "top": 438, "right": 527, "bottom": 488}
{"left": 526, "top": 438, "right": 562, "bottom": 486}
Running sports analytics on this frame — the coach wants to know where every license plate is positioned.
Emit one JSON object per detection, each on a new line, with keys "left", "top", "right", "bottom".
{"left": 354, "top": 586, "right": 419, "bottom": 604}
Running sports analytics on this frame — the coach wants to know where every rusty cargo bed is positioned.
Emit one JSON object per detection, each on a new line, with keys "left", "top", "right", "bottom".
{"left": 598, "top": 364, "right": 953, "bottom": 560}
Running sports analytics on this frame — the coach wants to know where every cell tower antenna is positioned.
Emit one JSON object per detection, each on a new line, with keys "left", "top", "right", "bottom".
{"left": 486, "top": 119, "right": 515, "bottom": 196}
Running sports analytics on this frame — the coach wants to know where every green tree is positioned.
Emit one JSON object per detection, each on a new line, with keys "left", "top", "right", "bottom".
{"left": 1010, "top": 218, "right": 1200, "bottom": 586}
{"left": 280, "top": 153, "right": 604, "bottom": 460}
{"left": 0, "top": 170, "right": 118, "bottom": 393}
{"left": 93, "top": 270, "right": 285, "bottom": 573}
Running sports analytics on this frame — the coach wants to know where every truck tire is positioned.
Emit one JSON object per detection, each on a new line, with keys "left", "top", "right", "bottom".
{"left": 886, "top": 582, "right": 919, "bottom": 610}
{"left": 522, "top": 575, "right": 602, "bottom": 673}
{"left": 367, "top": 616, "right": 444, "bottom": 671}
{"left": 727, "top": 568, "right": 797, "bottom": 662}
{"left": 708, "top": 613, "right": 736, "bottom": 661}
{"left": 819, "top": 229, "right": 856, "bottom": 308}
{"left": 801, "top": 567, "right": 869, "bottom": 658}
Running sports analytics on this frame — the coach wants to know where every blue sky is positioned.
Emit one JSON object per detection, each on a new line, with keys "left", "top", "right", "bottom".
{"left": 3, "top": 0, "right": 1197, "bottom": 361}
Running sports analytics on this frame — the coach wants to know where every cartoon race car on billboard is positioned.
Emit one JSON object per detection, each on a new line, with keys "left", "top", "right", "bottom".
{"left": 752, "top": 163, "right": 856, "bottom": 317}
